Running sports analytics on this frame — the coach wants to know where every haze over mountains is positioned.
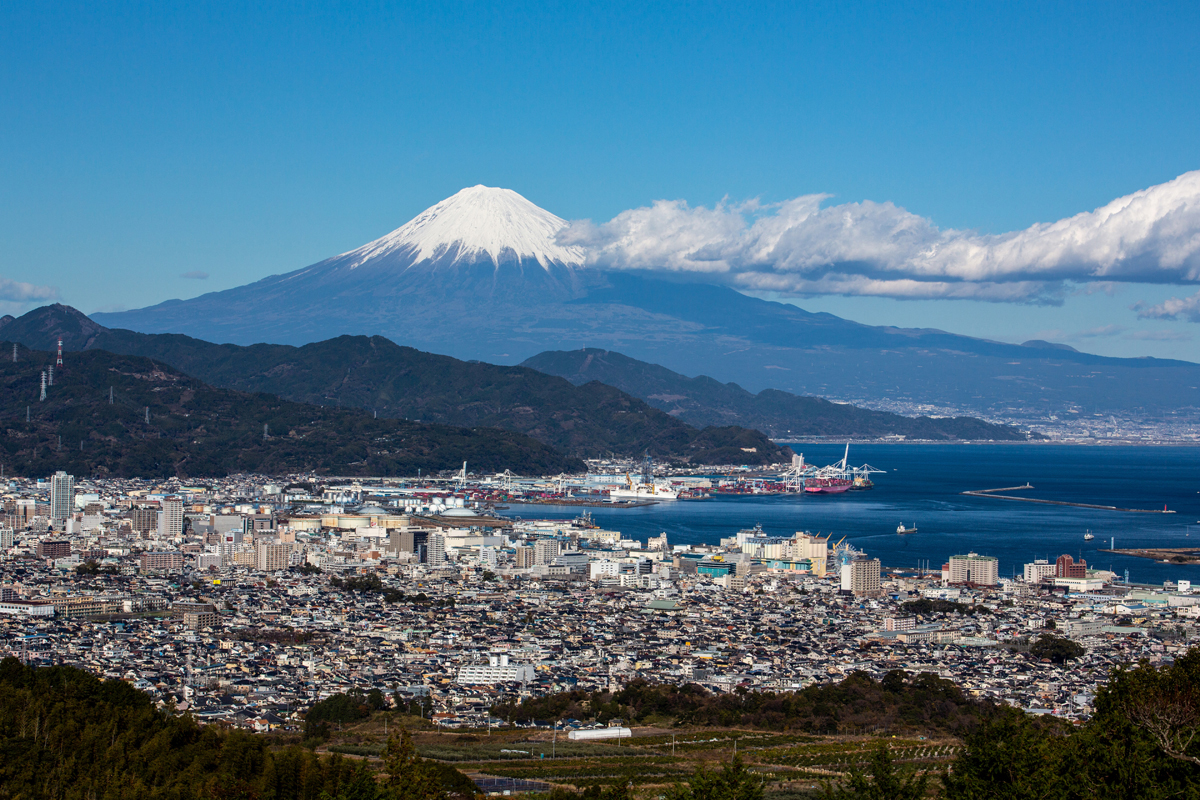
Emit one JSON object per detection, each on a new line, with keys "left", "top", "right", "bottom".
{"left": 89, "top": 186, "right": 1200, "bottom": 419}
{"left": 521, "top": 349, "right": 1026, "bottom": 441}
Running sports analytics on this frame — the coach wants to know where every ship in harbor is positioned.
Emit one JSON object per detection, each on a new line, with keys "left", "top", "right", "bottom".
{"left": 609, "top": 478, "right": 679, "bottom": 500}
{"left": 804, "top": 478, "right": 852, "bottom": 494}
{"left": 782, "top": 444, "right": 884, "bottom": 495}
{"left": 897, "top": 523, "right": 918, "bottom": 535}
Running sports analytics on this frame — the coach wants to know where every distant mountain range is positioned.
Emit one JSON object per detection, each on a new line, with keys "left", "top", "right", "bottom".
{"left": 0, "top": 305, "right": 793, "bottom": 465}
{"left": 521, "top": 348, "right": 1027, "bottom": 441}
{"left": 0, "top": 345, "right": 581, "bottom": 479}
{"left": 88, "top": 186, "right": 1200, "bottom": 418}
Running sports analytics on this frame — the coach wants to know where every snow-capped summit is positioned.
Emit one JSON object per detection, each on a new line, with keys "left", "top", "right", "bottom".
{"left": 341, "top": 185, "right": 586, "bottom": 270}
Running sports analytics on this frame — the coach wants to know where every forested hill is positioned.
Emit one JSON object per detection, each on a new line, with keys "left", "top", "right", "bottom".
{"left": 0, "top": 658, "right": 474, "bottom": 800}
{"left": 0, "top": 305, "right": 791, "bottom": 465}
{"left": 0, "top": 344, "right": 582, "bottom": 478}
{"left": 521, "top": 348, "right": 1030, "bottom": 441}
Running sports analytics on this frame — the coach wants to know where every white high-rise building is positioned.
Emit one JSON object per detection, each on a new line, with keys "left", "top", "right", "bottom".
{"left": 840, "top": 556, "right": 882, "bottom": 597}
{"left": 427, "top": 532, "right": 446, "bottom": 566}
{"left": 949, "top": 553, "right": 998, "bottom": 586}
{"left": 157, "top": 497, "right": 184, "bottom": 539}
{"left": 50, "top": 471, "right": 74, "bottom": 524}
{"left": 0, "top": 528, "right": 13, "bottom": 550}
{"left": 533, "top": 538, "right": 561, "bottom": 565}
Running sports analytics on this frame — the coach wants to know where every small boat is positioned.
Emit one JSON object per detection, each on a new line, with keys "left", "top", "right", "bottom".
{"left": 1083, "top": 531, "right": 1094, "bottom": 541}
{"left": 897, "top": 523, "right": 917, "bottom": 535}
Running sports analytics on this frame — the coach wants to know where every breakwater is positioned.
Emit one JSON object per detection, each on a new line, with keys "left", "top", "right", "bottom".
{"left": 962, "top": 484, "right": 1175, "bottom": 514}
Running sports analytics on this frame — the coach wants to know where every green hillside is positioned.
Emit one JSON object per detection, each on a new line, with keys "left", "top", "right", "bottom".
{"left": 521, "top": 348, "right": 1029, "bottom": 441}
{"left": 0, "top": 305, "right": 792, "bottom": 465}
{"left": 0, "top": 345, "right": 582, "bottom": 478}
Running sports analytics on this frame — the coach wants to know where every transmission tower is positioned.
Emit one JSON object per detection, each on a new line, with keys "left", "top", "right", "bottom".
{"left": 39, "top": 371, "right": 46, "bottom": 402}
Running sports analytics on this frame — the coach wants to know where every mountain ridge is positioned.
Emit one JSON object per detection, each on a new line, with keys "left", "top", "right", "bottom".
{"left": 0, "top": 305, "right": 794, "bottom": 465}
{"left": 86, "top": 186, "right": 1200, "bottom": 416}
{"left": 0, "top": 343, "right": 582, "bottom": 479}
{"left": 521, "top": 348, "right": 1029, "bottom": 441}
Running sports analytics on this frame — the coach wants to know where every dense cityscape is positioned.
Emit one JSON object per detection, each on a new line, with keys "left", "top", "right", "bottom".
{"left": 1, "top": 468, "right": 1194, "bottom": 738}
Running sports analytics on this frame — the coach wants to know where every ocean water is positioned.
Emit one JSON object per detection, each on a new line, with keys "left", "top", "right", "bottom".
{"left": 508, "top": 444, "right": 1200, "bottom": 585}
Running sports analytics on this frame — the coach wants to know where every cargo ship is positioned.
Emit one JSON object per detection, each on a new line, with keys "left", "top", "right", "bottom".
{"left": 803, "top": 478, "right": 852, "bottom": 494}
{"left": 897, "top": 523, "right": 917, "bottom": 535}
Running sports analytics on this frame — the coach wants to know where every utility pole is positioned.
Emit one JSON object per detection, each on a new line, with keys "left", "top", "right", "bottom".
{"left": 552, "top": 719, "right": 558, "bottom": 758}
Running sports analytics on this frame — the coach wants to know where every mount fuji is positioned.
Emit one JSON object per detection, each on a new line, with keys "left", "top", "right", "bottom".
{"left": 94, "top": 186, "right": 1200, "bottom": 418}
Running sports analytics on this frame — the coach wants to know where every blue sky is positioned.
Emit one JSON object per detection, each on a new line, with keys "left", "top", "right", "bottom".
{"left": 2, "top": 1, "right": 1199, "bottom": 359}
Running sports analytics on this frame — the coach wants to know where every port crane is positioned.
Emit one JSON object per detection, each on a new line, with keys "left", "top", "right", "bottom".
{"left": 780, "top": 443, "right": 885, "bottom": 492}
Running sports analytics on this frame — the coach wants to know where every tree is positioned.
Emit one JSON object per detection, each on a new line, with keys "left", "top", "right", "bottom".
{"left": 381, "top": 728, "right": 444, "bottom": 800}
{"left": 665, "top": 757, "right": 763, "bottom": 800}
{"left": 823, "top": 743, "right": 928, "bottom": 800}
{"left": 1029, "top": 635, "right": 1085, "bottom": 664}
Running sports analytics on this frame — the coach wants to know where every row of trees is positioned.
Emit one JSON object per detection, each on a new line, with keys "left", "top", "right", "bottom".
{"left": 493, "top": 670, "right": 991, "bottom": 735}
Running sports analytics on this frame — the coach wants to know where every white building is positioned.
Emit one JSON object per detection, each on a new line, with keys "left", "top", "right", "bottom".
{"left": 50, "top": 471, "right": 74, "bottom": 524}
{"left": 948, "top": 553, "right": 998, "bottom": 586}
{"left": 1023, "top": 559, "right": 1056, "bottom": 583}
{"left": 427, "top": 532, "right": 446, "bottom": 566}
{"left": 589, "top": 559, "right": 620, "bottom": 580}
{"left": 533, "top": 538, "right": 561, "bottom": 565}
{"left": 840, "top": 556, "right": 881, "bottom": 597}
{"left": 456, "top": 653, "right": 536, "bottom": 684}
{"left": 158, "top": 497, "right": 184, "bottom": 539}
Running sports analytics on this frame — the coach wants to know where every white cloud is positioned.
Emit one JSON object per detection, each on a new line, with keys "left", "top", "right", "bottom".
{"left": 1126, "top": 329, "right": 1192, "bottom": 341}
{"left": 1135, "top": 290, "right": 1200, "bottom": 323}
{"left": 1076, "top": 324, "right": 1127, "bottom": 338}
{"left": 0, "top": 277, "right": 59, "bottom": 304}
{"left": 562, "top": 170, "right": 1200, "bottom": 304}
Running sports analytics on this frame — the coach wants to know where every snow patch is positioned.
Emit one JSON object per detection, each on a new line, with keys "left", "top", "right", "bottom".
{"left": 341, "top": 185, "right": 585, "bottom": 270}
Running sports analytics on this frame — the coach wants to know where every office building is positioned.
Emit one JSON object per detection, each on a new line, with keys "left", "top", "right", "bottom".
{"left": 1024, "top": 559, "right": 1056, "bottom": 583}
{"left": 50, "top": 471, "right": 74, "bottom": 524}
{"left": 1055, "top": 554, "right": 1087, "bottom": 579}
{"left": 948, "top": 553, "right": 998, "bottom": 586}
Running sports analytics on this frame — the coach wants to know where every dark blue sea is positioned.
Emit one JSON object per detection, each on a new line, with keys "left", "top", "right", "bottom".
{"left": 509, "top": 444, "right": 1200, "bottom": 586}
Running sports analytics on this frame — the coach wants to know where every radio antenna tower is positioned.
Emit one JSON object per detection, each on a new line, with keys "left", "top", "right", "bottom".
{"left": 11, "top": 344, "right": 15, "bottom": 363}
{"left": 109, "top": 387, "right": 113, "bottom": 404}
{"left": 56, "top": 339, "right": 63, "bottom": 367}
{"left": 145, "top": 407, "right": 150, "bottom": 424}
{"left": 39, "top": 371, "right": 46, "bottom": 402}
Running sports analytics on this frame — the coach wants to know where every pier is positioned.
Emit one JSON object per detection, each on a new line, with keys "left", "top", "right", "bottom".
{"left": 962, "top": 484, "right": 1176, "bottom": 514}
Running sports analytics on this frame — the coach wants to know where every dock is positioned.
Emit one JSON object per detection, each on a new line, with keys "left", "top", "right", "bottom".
{"left": 1098, "top": 547, "right": 1200, "bottom": 564}
{"left": 962, "top": 484, "right": 1176, "bottom": 514}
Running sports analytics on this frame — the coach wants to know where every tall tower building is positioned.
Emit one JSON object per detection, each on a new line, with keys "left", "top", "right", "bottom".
{"left": 427, "top": 532, "right": 446, "bottom": 566}
{"left": 158, "top": 496, "right": 184, "bottom": 539}
{"left": 50, "top": 471, "right": 75, "bottom": 524}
